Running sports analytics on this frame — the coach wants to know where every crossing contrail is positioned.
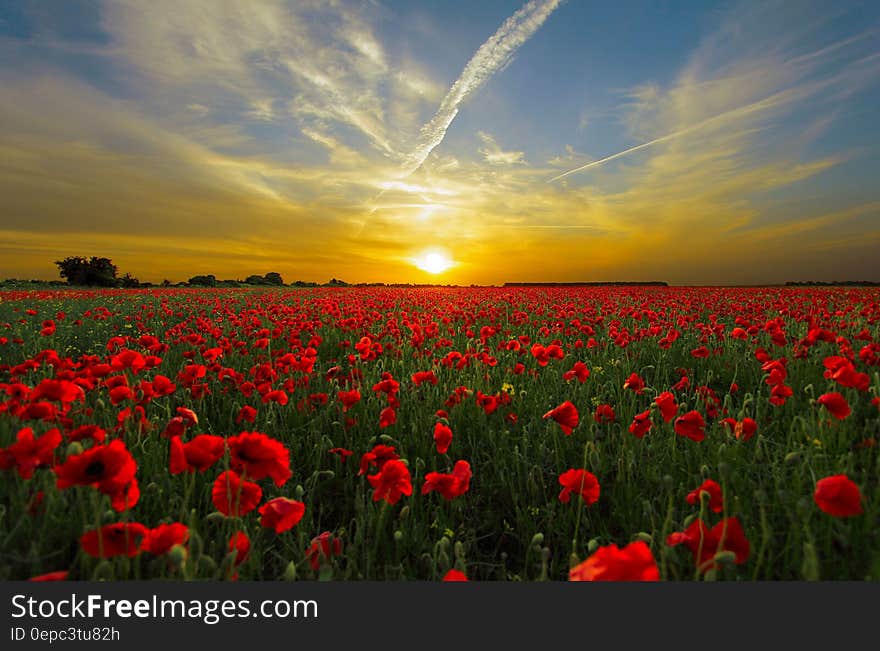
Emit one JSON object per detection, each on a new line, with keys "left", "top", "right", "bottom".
{"left": 401, "top": 0, "right": 564, "bottom": 177}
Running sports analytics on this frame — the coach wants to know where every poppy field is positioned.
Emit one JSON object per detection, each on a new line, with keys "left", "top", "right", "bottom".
{"left": 0, "top": 286, "right": 877, "bottom": 581}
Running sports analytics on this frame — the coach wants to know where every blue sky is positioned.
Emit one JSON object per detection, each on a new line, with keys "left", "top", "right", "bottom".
{"left": 1, "top": 0, "right": 878, "bottom": 284}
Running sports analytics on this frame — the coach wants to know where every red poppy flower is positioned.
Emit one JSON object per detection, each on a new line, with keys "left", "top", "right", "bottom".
{"left": 1, "top": 427, "right": 62, "bottom": 479}
{"left": 80, "top": 523, "right": 148, "bottom": 558}
{"left": 367, "top": 458, "right": 412, "bottom": 505}
{"left": 379, "top": 407, "right": 397, "bottom": 428}
{"left": 654, "top": 391, "right": 678, "bottom": 423}
{"left": 359, "top": 444, "right": 400, "bottom": 475}
{"left": 563, "top": 361, "right": 590, "bottom": 384}
{"left": 412, "top": 370, "right": 438, "bottom": 386}
{"left": 28, "top": 571, "right": 69, "bottom": 582}
{"left": 674, "top": 410, "right": 706, "bottom": 442}
{"left": 54, "top": 439, "right": 138, "bottom": 508}
{"left": 228, "top": 531, "right": 250, "bottom": 566}
{"left": 235, "top": 405, "right": 257, "bottom": 424}
{"left": 141, "top": 523, "right": 190, "bottom": 555}
{"left": 475, "top": 391, "right": 498, "bottom": 415}
{"left": 691, "top": 346, "right": 710, "bottom": 358}
{"left": 593, "top": 404, "right": 615, "bottom": 424}
{"left": 433, "top": 422, "right": 453, "bottom": 454}
{"left": 666, "top": 517, "right": 749, "bottom": 570}
{"left": 329, "top": 447, "right": 353, "bottom": 462}
{"left": 629, "top": 410, "right": 652, "bottom": 438}
{"left": 721, "top": 417, "right": 757, "bottom": 441}
{"left": 151, "top": 375, "right": 176, "bottom": 397}
{"left": 543, "top": 401, "right": 579, "bottom": 435}
{"left": 67, "top": 424, "right": 106, "bottom": 444}
{"left": 227, "top": 431, "right": 292, "bottom": 486}
{"left": 817, "top": 392, "right": 851, "bottom": 420}
{"left": 259, "top": 497, "right": 306, "bottom": 533}
{"left": 211, "top": 470, "right": 262, "bottom": 517}
{"left": 337, "top": 389, "right": 361, "bottom": 412}
{"left": 169, "top": 434, "right": 226, "bottom": 474}
{"left": 306, "top": 531, "right": 343, "bottom": 570}
{"left": 422, "top": 460, "right": 472, "bottom": 500}
{"left": 623, "top": 373, "right": 645, "bottom": 394}
{"left": 558, "top": 469, "right": 600, "bottom": 505}
{"left": 442, "top": 569, "right": 468, "bottom": 581}
{"left": 262, "top": 389, "right": 288, "bottom": 406}
{"left": 813, "top": 475, "right": 863, "bottom": 517}
{"left": 28, "top": 379, "right": 84, "bottom": 404}
{"left": 686, "top": 479, "right": 724, "bottom": 513}
{"left": 569, "top": 541, "right": 659, "bottom": 581}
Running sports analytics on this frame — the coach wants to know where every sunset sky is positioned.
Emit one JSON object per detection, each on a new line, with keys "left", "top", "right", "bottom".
{"left": 1, "top": 0, "right": 879, "bottom": 285}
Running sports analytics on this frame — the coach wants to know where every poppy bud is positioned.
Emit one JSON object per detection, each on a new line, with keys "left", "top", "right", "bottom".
{"left": 168, "top": 544, "right": 187, "bottom": 567}
{"left": 399, "top": 506, "right": 410, "bottom": 520}
{"left": 102, "top": 509, "right": 116, "bottom": 522}
{"left": 198, "top": 556, "right": 217, "bottom": 574}
{"left": 146, "top": 482, "right": 159, "bottom": 494}
{"left": 294, "top": 484, "right": 304, "bottom": 500}
{"left": 437, "top": 537, "right": 451, "bottom": 552}
{"left": 317, "top": 470, "right": 335, "bottom": 480}
{"left": 205, "top": 512, "right": 226, "bottom": 524}
{"left": 454, "top": 541, "right": 465, "bottom": 559}
{"left": 283, "top": 561, "right": 297, "bottom": 581}
{"left": 92, "top": 560, "right": 114, "bottom": 581}
{"left": 633, "top": 532, "right": 652, "bottom": 544}
{"left": 703, "top": 568, "right": 718, "bottom": 582}
{"left": 96, "top": 398, "right": 106, "bottom": 410}
{"left": 394, "top": 530, "right": 403, "bottom": 543}
{"left": 784, "top": 451, "right": 801, "bottom": 465}
{"left": 713, "top": 550, "right": 737, "bottom": 566}
{"left": 530, "top": 533, "right": 544, "bottom": 547}
{"left": 66, "top": 441, "right": 83, "bottom": 456}
{"left": 700, "top": 464, "right": 710, "bottom": 478}
{"left": 587, "top": 538, "right": 599, "bottom": 553}
{"left": 663, "top": 475, "right": 674, "bottom": 489}
{"left": 568, "top": 552, "right": 581, "bottom": 568}
{"left": 379, "top": 434, "right": 395, "bottom": 443}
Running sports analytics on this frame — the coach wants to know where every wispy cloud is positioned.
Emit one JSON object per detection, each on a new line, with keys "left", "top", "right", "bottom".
{"left": 400, "top": 0, "right": 563, "bottom": 176}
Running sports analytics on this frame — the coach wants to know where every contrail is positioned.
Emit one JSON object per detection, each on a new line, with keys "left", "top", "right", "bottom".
{"left": 547, "top": 85, "right": 810, "bottom": 183}
{"left": 401, "top": 0, "right": 564, "bottom": 177}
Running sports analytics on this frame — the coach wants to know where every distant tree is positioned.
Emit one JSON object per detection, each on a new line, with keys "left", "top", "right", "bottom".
{"left": 264, "top": 272, "right": 283, "bottom": 285}
{"left": 326, "top": 278, "right": 349, "bottom": 287}
{"left": 161, "top": 279, "right": 172, "bottom": 287}
{"left": 292, "top": 280, "right": 318, "bottom": 287}
{"left": 120, "top": 273, "right": 140, "bottom": 288}
{"left": 245, "top": 274, "right": 268, "bottom": 285}
{"left": 55, "top": 256, "right": 118, "bottom": 287}
{"left": 188, "top": 274, "right": 217, "bottom": 287}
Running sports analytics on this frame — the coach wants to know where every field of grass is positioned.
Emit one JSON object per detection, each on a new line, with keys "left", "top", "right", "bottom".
{"left": 0, "top": 286, "right": 877, "bottom": 581}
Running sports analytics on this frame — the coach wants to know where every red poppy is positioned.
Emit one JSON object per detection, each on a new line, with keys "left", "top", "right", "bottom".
{"left": 558, "top": 469, "right": 600, "bottom": 505}
{"left": 412, "top": 370, "right": 438, "bottom": 386}
{"left": 629, "top": 410, "right": 652, "bottom": 438}
{"left": 563, "top": 361, "right": 590, "bottom": 384}
{"left": 54, "top": 439, "right": 138, "bottom": 509}
{"left": 306, "top": 531, "right": 343, "bottom": 570}
{"left": 543, "top": 401, "right": 579, "bottom": 435}
{"left": 80, "top": 523, "right": 148, "bottom": 558}
{"left": 623, "top": 373, "right": 645, "bottom": 394}
{"left": 367, "top": 458, "right": 412, "bottom": 505}
{"left": 28, "top": 379, "right": 84, "bottom": 404}
{"left": 475, "top": 391, "right": 498, "bottom": 415}
{"left": 235, "top": 405, "right": 257, "bottom": 424}
{"left": 337, "top": 389, "right": 361, "bottom": 412}
{"left": 379, "top": 407, "right": 397, "bottom": 428}
{"left": 674, "top": 410, "right": 706, "bottom": 442}
{"left": 817, "top": 392, "right": 851, "bottom": 420}
{"left": 1, "top": 427, "right": 62, "bottom": 479}
{"left": 654, "top": 391, "right": 678, "bottom": 423}
{"left": 227, "top": 431, "right": 292, "bottom": 486}
{"left": 141, "top": 523, "right": 190, "bottom": 555}
{"left": 67, "top": 424, "right": 106, "bottom": 444}
{"left": 666, "top": 517, "right": 749, "bottom": 570}
{"left": 433, "top": 422, "right": 453, "bottom": 454}
{"left": 151, "top": 375, "right": 176, "bottom": 397}
{"left": 422, "top": 460, "right": 472, "bottom": 500}
{"left": 691, "top": 346, "right": 710, "bottom": 358}
{"left": 569, "top": 541, "right": 659, "bottom": 581}
{"left": 593, "top": 404, "right": 615, "bottom": 424}
{"left": 359, "top": 445, "right": 400, "bottom": 475}
{"left": 259, "top": 497, "right": 306, "bottom": 533}
{"left": 442, "top": 569, "right": 468, "bottom": 582}
{"left": 721, "top": 417, "right": 757, "bottom": 441}
{"left": 686, "top": 479, "right": 724, "bottom": 513}
{"left": 28, "top": 571, "right": 69, "bottom": 582}
{"left": 211, "top": 470, "right": 262, "bottom": 517}
{"left": 329, "top": 447, "right": 353, "bottom": 462}
{"left": 228, "top": 531, "right": 250, "bottom": 566}
{"left": 813, "top": 475, "right": 863, "bottom": 517}
{"left": 169, "top": 434, "right": 226, "bottom": 474}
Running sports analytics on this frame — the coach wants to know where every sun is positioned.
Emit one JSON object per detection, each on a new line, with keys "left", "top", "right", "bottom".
{"left": 415, "top": 251, "right": 453, "bottom": 274}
